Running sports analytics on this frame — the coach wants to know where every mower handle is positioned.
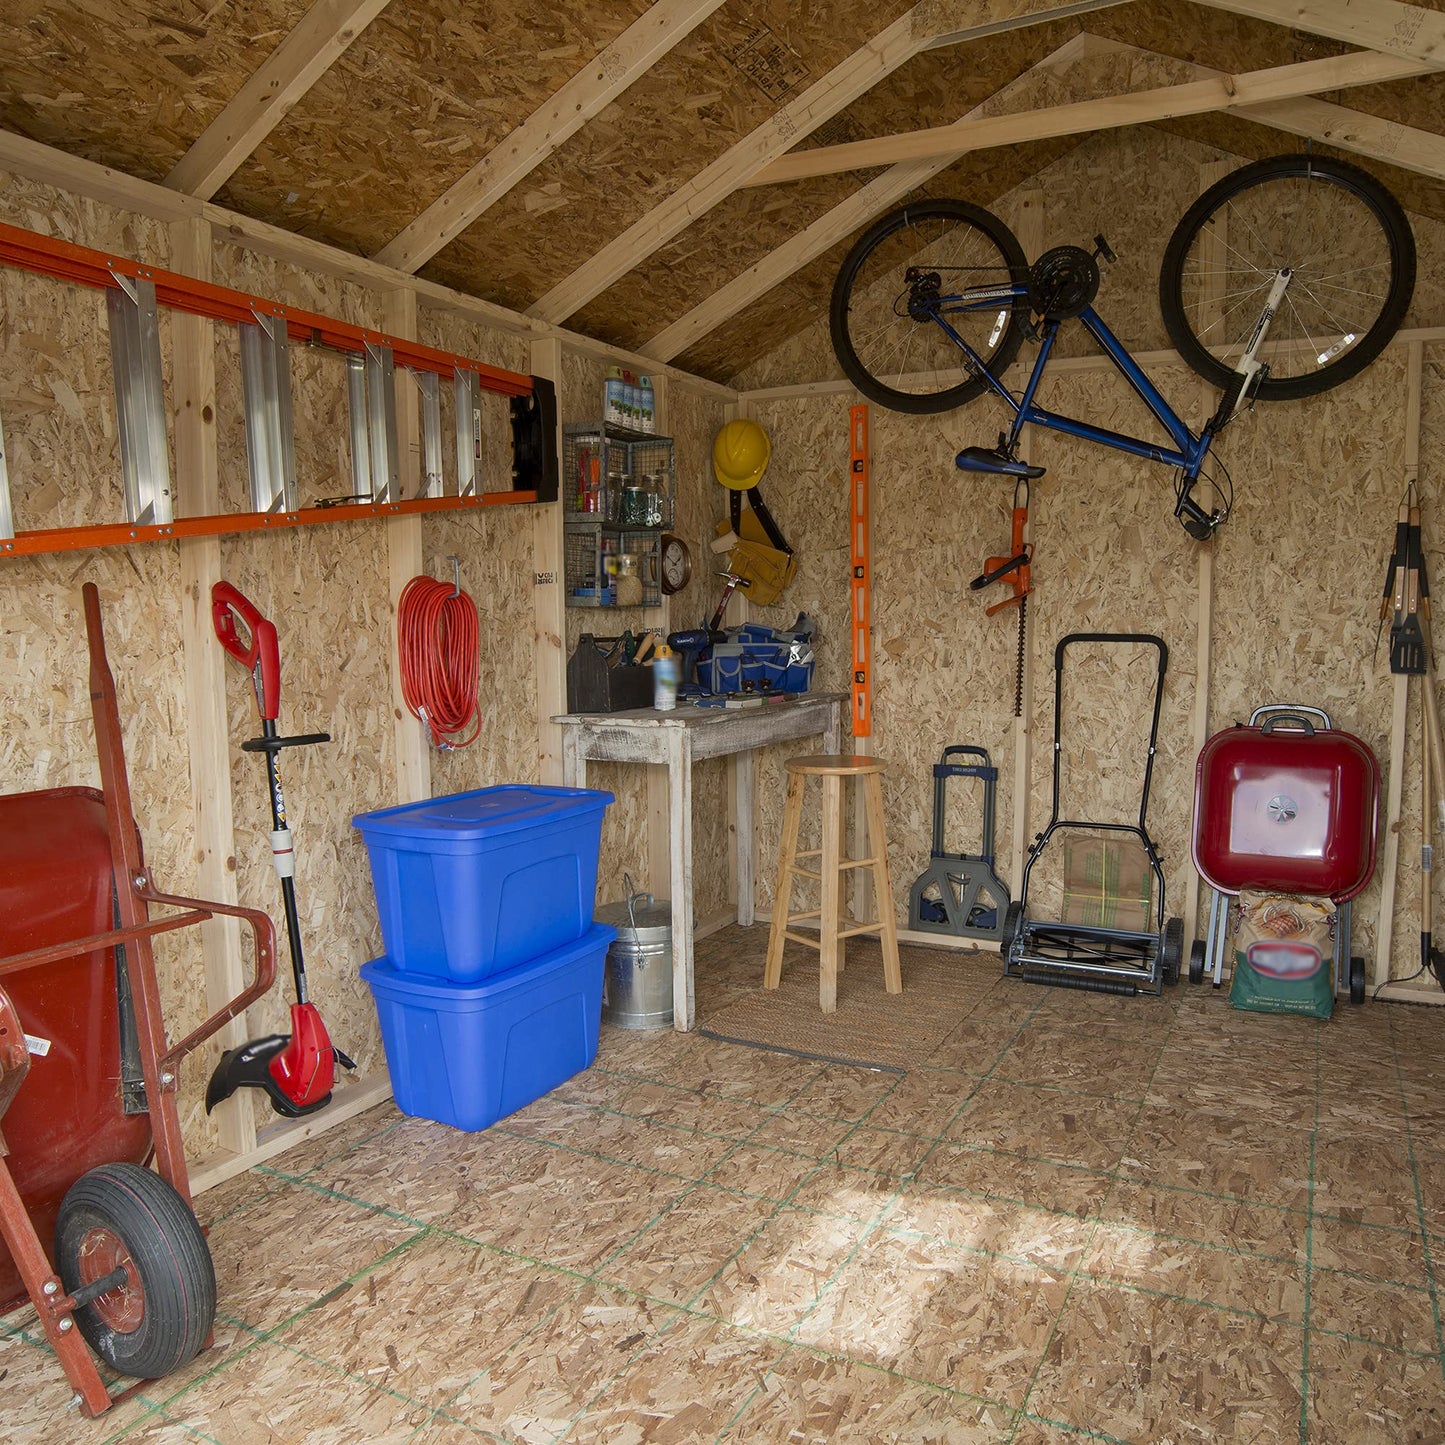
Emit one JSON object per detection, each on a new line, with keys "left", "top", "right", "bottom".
{"left": 212, "top": 581, "right": 281, "bottom": 722}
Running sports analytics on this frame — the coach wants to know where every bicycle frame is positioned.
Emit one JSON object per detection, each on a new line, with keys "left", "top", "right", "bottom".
{"left": 931, "top": 283, "right": 1226, "bottom": 532}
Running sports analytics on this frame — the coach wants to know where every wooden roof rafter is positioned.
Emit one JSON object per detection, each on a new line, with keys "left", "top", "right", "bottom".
{"left": 744, "top": 48, "right": 1433, "bottom": 187}
{"left": 163, "top": 0, "right": 397, "bottom": 200}
{"left": 1191, "top": 0, "right": 1445, "bottom": 66}
{"left": 524, "top": 0, "right": 1130, "bottom": 326}
{"left": 373, "top": 0, "right": 730, "bottom": 275}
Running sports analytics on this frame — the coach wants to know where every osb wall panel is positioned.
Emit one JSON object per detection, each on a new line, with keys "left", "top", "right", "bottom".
{"left": 0, "top": 2, "right": 310, "bottom": 183}
{"left": 211, "top": 524, "right": 396, "bottom": 1142}
{"left": 421, "top": 0, "right": 920, "bottom": 311}
{"left": 742, "top": 395, "right": 856, "bottom": 915}
{"left": 737, "top": 126, "right": 1441, "bottom": 992}
{"left": 667, "top": 383, "right": 734, "bottom": 925}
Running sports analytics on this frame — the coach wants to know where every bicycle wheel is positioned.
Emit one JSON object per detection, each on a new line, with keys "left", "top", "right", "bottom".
{"left": 1160, "top": 154, "right": 1414, "bottom": 401}
{"left": 830, "top": 199, "right": 1029, "bottom": 414}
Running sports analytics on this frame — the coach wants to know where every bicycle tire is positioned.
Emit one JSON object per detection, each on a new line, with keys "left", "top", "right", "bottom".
{"left": 1159, "top": 154, "right": 1414, "bottom": 401}
{"left": 830, "top": 199, "right": 1029, "bottom": 414}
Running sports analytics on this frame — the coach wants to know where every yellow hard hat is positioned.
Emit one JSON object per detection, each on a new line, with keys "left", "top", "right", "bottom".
{"left": 712, "top": 419, "right": 770, "bottom": 491}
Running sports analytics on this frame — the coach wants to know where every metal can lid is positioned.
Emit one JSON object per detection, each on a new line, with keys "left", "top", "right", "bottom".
{"left": 595, "top": 895, "right": 673, "bottom": 932}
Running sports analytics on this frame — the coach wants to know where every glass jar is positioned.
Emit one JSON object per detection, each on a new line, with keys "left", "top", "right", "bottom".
{"left": 619, "top": 477, "right": 649, "bottom": 527}
{"left": 613, "top": 552, "right": 643, "bottom": 608}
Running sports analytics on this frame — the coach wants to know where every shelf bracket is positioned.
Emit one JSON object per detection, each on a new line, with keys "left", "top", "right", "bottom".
{"left": 106, "top": 273, "right": 173, "bottom": 525}
{"left": 365, "top": 341, "right": 400, "bottom": 503}
{"left": 411, "top": 370, "right": 443, "bottom": 498}
{"left": 455, "top": 370, "right": 482, "bottom": 498}
{"left": 239, "top": 310, "right": 297, "bottom": 515}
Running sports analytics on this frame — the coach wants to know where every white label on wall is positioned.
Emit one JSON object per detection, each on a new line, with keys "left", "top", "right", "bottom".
{"left": 24, "top": 1034, "right": 51, "bottom": 1057}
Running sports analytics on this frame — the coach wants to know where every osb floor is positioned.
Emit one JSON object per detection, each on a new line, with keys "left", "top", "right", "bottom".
{"left": 4, "top": 926, "right": 1444, "bottom": 1443}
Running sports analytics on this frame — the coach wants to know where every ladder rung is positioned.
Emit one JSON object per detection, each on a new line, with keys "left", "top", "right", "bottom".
{"left": 789, "top": 866, "right": 822, "bottom": 882}
{"left": 795, "top": 848, "right": 822, "bottom": 861}
{"left": 786, "top": 909, "right": 823, "bottom": 925}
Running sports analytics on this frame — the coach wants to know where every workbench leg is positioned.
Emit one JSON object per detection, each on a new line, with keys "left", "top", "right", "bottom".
{"left": 668, "top": 731, "right": 695, "bottom": 1031}
{"left": 562, "top": 729, "right": 583, "bottom": 789}
{"left": 735, "top": 748, "right": 755, "bottom": 926}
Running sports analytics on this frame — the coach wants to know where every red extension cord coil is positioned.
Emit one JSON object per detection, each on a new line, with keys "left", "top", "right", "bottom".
{"left": 397, "top": 574, "right": 482, "bottom": 749}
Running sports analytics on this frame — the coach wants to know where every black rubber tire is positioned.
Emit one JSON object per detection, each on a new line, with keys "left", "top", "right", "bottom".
{"left": 1001, "top": 899, "right": 1025, "bottom": 962}
{"left": 1188, "top": 939, "right": 1206, "bottom": 986}
{"left": 55, "top": 1163, "right": 216, "bottom": 1380}
{"left": 1161, "top": 917, "right": 1184, "bottom": 986}
{"left": 1159, "top": 154, "right": 1415, "bottom": 401}
{"left": 1350, "top": 955, "right": 1367, "bottom": 1006}
{"left": 830, "top": 199, "right": 1030, "bottom": 414}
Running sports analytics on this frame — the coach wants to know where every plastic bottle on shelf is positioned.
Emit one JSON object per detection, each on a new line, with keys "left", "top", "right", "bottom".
{"left": 639, "top": 375, "right": 655, "bottom": 433}
{"left": 653, "top": 644, "right": 679, "bottom": 711}
{"left": 623, "top": 369, "right": 639, "bottom": 430}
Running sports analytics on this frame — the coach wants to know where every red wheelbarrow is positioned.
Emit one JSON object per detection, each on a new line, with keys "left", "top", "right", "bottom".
{"left": 0, "top": 583, "right": 277, "bottom": 1417}
{"left": 1190, "top": 704, "right": 1379, "bottom": 1002}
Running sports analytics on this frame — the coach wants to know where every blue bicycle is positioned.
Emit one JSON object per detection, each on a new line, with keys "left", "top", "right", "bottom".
{"left": 829, "top": 155, "right": 1416, "bottom": 538}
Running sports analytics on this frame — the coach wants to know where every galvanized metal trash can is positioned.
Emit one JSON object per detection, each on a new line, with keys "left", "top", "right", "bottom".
{"left": 596, "top": 882, "right": 674, "bottom": 1030}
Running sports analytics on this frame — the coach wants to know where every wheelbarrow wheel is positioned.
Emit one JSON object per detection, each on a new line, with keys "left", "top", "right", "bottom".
{"left": 55, "top": 1163, "right": 215, "bottom": 1380}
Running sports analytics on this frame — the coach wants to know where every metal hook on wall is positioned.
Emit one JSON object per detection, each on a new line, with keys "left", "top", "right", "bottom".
{"left": 446, "top": 554, "right": 461, "bottom": 599}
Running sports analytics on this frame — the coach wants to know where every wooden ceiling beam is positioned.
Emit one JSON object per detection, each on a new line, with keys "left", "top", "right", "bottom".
{"left": 374, "top": 0, "right": 728, "bottom": 274}
{"left": 163, "top": 0, "right": 395, "bottom": 200}
{"left": 1190, "top": 0, "right": 1445, "bottom": 67}
{"left": 1237, "top": 92, "right": 1445, "bottom": 175}
{"left": 526, "top": 0, "right": 1128, "bottom": 326}
{"left": 746, "top": 48, "right": 1431, "bottom": 186}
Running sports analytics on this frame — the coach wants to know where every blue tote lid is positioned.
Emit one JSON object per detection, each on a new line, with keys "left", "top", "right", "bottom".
{"left": 353, "top": 785, "right": 613, "bottom": 845}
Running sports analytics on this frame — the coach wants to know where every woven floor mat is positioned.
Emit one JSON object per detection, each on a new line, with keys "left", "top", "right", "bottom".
{"left": 697, "top": 935, "right": 996, "bottom": 1071}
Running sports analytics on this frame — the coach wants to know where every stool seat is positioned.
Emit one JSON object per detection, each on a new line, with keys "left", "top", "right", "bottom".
{"left": 765, "top": 753, "right": 902, "bottom": 1012}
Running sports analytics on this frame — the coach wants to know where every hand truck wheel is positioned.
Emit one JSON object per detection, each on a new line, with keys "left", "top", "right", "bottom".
{"left": 55, "top": 1163, "right": 216, "bottom": 1380}
{"left": 1349, "top": 955, "right": 1367, "bottom": 1006}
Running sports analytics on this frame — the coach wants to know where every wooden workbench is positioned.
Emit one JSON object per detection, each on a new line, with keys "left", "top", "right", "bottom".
{"left": 556, "top": 693, "right": 845, "bottom": 1030}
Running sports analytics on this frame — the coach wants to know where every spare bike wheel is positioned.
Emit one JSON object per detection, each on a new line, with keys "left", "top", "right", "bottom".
{"left": 1159, "top": 154, "right": 1415, "bottom": 401}
{"left": 830, "top": 199, "right": 1030, "bottom": 414}
{"left": 55, "top": 1162, "right": 216, "bottom": 1380}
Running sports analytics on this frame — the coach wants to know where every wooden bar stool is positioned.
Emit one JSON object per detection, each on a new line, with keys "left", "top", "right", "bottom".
{"left": 764, "top": 754, "right": 902, "bottom": 1013}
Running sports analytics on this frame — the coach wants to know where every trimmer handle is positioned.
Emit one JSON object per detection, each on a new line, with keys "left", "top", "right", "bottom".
{"left": 212, "top": 581, "right": 281, "bottom": 722}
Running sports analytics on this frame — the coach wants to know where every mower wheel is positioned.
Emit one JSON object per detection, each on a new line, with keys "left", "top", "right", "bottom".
{"left": 1001, "top": 900, "right": 1024, "bottom": 963}
{"left": 1188, "top": 940, "right": 1206, "bottom": 986}
{"left": 55, "top": 1163, "right": 216, "bottom": 1380}
{"left": 1350, "top": 955, "right": 1367, "bottom": 1006}
{"left": 1161, "top": 917, "right": 1184, "bottom": 985}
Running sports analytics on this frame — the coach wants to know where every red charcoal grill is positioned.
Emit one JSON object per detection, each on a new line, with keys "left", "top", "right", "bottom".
{"left": 1190, "top": 704, "right": 1380, "bottom": 1003}
{"left": 0, "top": 583, "right": 277, "bottom": 1417}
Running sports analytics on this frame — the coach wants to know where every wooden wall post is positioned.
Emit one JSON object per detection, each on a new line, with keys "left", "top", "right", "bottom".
{"left": 531, "top": 336, "right": 567, "bottom": 785}
{"left": 647, "top": 371, "right": 673, "bottom": 897}
{"left": 382, "top": 289, "right": 431, "bottom": 805}
{"left": 170, "top": 215, "right": 256, "bottom": 1156}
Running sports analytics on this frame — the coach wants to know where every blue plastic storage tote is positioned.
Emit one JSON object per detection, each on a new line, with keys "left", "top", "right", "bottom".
{"left": 352, "top": 785, "right": 613, "bottom": 982}
{"left": 361, "top": 923, "right": 615, "bottom": 1132}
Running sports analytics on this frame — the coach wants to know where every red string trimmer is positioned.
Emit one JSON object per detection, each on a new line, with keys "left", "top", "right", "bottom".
{"left": 205, "top": 582, "right": 354, "bottom": 1118}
